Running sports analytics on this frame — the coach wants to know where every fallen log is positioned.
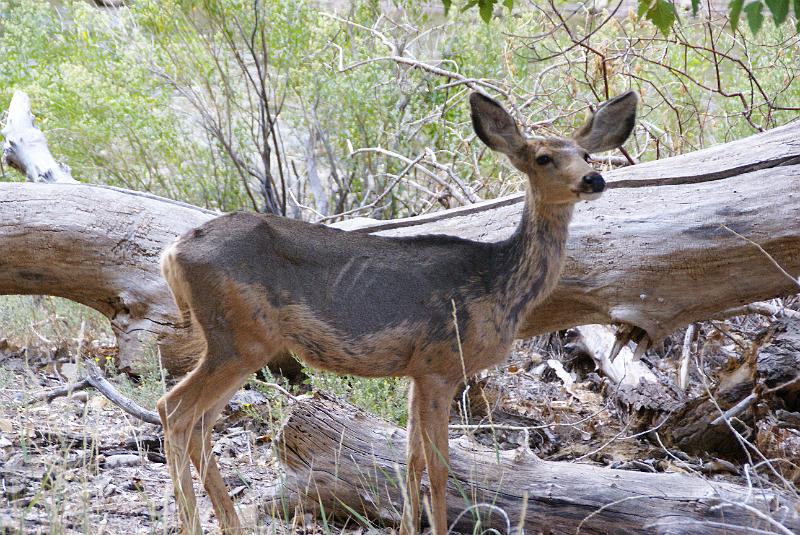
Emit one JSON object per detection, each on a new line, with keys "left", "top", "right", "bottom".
{"left": 348, "top": 121, "right": 800, "bottom": 342}
{"left": 0, "top": 183, "right": 306, "bottom": 379}
{"left": 0, "top": 183, "right": 214, "bottom": 373}
{"left": 1, "top": 104, "right": 798, "bottom": 373}
{"left": 271, "top": 391, "right": 800, "bottom": 534}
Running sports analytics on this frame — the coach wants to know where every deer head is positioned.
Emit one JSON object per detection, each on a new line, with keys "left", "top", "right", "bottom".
{"left": 470, "top": 91, "right": 638, "bottom": 204}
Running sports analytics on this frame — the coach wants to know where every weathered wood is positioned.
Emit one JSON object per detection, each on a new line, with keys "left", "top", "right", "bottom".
{"left": 1, "top": 122, "right": 799, "bottom": 374}
{"left": 272, "top": 391, "right": 800, "bottom": 534}
{"left": 0, "top": 184, "right": 213, "bottom": 372}
{"left": 1, "top": 91, "right": 76, "bottom": 184}
{"left": 570, "top": 324, "right": 657, "bottom": 386}
{"left": 662, "top": 317, "right": 800, "bottom": 460}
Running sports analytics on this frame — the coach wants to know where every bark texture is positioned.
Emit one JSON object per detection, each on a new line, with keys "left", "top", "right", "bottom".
{"left": 0, "top": 184, "right": 213, "bottom": 372}
{"left": 1, "top": 119, "right": 799, "bottom": 373}
{"left": 272, "top": 391, "right": 800, "bottom": 534}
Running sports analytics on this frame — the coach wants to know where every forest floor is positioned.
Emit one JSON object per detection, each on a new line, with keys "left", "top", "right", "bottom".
{"left": 0, "top": 342, "right": 279, "bottom": 534}
{"left": 1, "top": 298, "right": 798, "bottom": 534}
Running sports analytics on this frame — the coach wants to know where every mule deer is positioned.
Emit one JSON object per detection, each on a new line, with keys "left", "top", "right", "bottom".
{"left": 157, "top": 91, "right": 637, "bottom": 534}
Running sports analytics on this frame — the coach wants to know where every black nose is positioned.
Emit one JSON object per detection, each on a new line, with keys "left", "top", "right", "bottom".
{"left": 582, "top": 173, "right": 605, "bottom": 193}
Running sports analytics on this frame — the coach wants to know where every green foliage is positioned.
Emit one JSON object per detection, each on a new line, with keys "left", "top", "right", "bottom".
{"left": 308, "top": 372, "right": 409, "bottom": 426}
{"left": 460, "top": 0, "right": 515, "bottom": 22}
{"left": 447, "top": 0, "right": 799, "bottom": 33}
{"left": 766, "top": 0, "right": 790, "bottom": 24}
{"left": 0, "top": 1, "right": 227, "bottom": 207}
{"left": 1, "top": 0, "right": 797, "bottom": 220}
{"left": 0, "top": 296, "right": 111, "bottom": 347}
{"left": 730, "top": 0, "right": 800, "bottom": 31}
{"left": 638, "top": 0, "right": 677, "bottom": 35}
{"left": 744, "top": 1, "right": 766, "bottom": 32}
{"left": 730, "top": 0, "right": 746, "bottom": 30}
{"left": 112, "top": 354, "right": 165, "bottom": 409}
{"left": 451, "top": 0, "right": 514, "bottom": 22}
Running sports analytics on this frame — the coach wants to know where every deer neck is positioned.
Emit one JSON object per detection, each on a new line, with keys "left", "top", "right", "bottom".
{"left": 495, "top": 189, "right": 574, "bottom": 333}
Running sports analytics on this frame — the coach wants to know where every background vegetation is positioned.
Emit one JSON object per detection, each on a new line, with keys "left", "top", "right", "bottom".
{"left": 1, "top": 0, "right": 797, "bottom": 216}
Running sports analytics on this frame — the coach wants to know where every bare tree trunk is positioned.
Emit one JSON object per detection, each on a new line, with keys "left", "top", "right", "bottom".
{"left": 270, "top": 391, "right": 800, "bottom": 534}
{"left": 1, "top": 121, "right": 799, "bottom": 375}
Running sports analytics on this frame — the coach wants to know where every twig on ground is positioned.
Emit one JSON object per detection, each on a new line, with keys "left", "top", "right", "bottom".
{"left": 449, "top": 406, "right": 607, "bottom": 432}
{"left": 714, "top": 301, "right": 800, "bottom": 320}
{"left": 24, "top": 376, "right": 91, "bottom": 405}
{"left": 83, "top": 360, "right": 162, "bottom": 425}
{"left": 678, "top": 323, "right": 696, "bottom": 391}
{"left": 249, "top": 378, "right": 298, "bottom": 402}
{"left": 710, "top": 393, "right": 758, "bottom": 426}
{"left": 714, "top": 498, "right": 797, "bottom": 535}
{"left": 24, "top": 360, "right": 161, "bottom": 426}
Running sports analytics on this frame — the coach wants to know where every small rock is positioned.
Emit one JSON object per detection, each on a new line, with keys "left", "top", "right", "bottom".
{"left": 528, "top": 353, "right": 544, "bottom": 366}
{"left": 60, "top": 362, "right": 79, "bottom": 382}
{"left": 0, "top": 419, "right": 13, "bottom": 433}
{"left": 103, "top": 484, "right": 120, "bottom": 497}
{"left": 123, "top": 478, "right": 145, "bottom": 492}
{"left": 70, "top": 391, "right": 89, "bottom": 403}
{"left": 89, "top": 396, "right": 109, "bottom": 411}
{"left": 2, "top": 483, "right": 26, "bottom": 500}
{"left": 228, "top": 390, "right": 267, "bottom": 412}
{"left": 104, "top": 454, "right": 141, "bottom": 469}
{"left": 0, "top": 437, "right": 12, "bottom": 448}
{"left": 700, "top": 458, "right": 739, "bottom": 475}
{"left": 1, "top": 512, "right": 20, "bottom": 533}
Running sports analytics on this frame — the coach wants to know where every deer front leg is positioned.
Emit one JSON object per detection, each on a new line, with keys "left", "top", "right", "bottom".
{"left": 415, "top": 376, "right": 457, "bottom": 535}
{"left": 401, "top": 380, "right": 426, "bottom": 535}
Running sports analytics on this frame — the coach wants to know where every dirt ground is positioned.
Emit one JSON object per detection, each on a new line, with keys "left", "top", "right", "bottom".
{"left": 0, "top": 344, "right": 287, "bottom": 534}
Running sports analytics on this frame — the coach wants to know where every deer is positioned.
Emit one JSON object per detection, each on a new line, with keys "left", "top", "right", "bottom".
{"left": 156, "top": 90, "right": 638, "bottom": 535}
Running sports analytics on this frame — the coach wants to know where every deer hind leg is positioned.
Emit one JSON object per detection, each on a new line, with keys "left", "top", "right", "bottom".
{"left": 158, "top": 367, "right": 207, "bottom": 535}
{"left": 186, "top": 376, "right": 253, "bottom": 534}
{"left": 415, "top": 376, "right": 457, "bottom": 535}
{"left": 400, "top": 380, "right": 426, "bottom": 535}
{"left": 157, "top": 344, "right": 255, "bottom": 535}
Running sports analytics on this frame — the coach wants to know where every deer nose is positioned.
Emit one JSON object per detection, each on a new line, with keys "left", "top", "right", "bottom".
{"left": 582, "top": 173, "right": 605, "bottom": 193}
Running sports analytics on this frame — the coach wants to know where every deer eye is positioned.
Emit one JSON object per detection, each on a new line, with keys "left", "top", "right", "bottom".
{"left": 584, "top": 152, "right": 591, "bottom": 162}
{"left": 535, "top": 155, "right": 552, "bottom": 166}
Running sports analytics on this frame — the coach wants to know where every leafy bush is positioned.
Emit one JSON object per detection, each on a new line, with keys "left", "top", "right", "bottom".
{"left": 308, "top": 371, "right": 410, "bottom": 426}
{"left": 2, "top": 1, "right": 796, "bottom": 219}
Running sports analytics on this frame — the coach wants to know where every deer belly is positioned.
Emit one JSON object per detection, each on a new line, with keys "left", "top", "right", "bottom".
{"left": 280, "top": 307, "right": 416, "bottom": 377}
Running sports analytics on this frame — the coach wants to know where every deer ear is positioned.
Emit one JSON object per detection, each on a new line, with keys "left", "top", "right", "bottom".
{"left": 470, "top": 93, "right": 526, "bottom": 156}
{"left": 573, "top": 91, "right": 638, "bottom": 153}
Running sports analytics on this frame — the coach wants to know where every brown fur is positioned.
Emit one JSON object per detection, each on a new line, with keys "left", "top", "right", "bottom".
{"left": 157, "top": 91, "right": 637, "bottom": 535}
